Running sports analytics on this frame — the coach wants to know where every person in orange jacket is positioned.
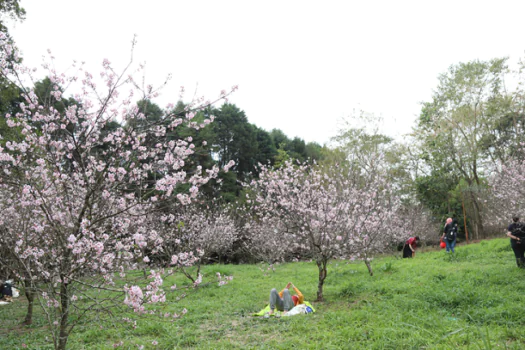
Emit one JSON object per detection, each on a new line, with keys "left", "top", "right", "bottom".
{"left": 267, "top": 282, "right": 304, "bottom": 317}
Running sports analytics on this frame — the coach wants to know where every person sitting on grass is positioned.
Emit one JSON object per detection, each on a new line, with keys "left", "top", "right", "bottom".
{"left": 265, "top": 282, "right": 304, "bottom": 318}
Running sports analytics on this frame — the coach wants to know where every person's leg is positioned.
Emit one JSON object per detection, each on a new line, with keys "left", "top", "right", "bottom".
{"left": 402, "top": 244, "right": 411, "bottom": 258}
{"left": 511, "top": 242, "right": 522, "bottom": 267}
{"left": 269, "top": 288, "right": 284, "bottom": 313}
{"left": 518, "top": 245, "right": 525, "bottom": 268}
{"left": 450, "top": 239, "right": 456, "bottom": 253}
{"left": 445, "top": 239, "right": 451, "bottom": 253}
{"left": 282, "top": 289, "right": 294, "bottom": 312}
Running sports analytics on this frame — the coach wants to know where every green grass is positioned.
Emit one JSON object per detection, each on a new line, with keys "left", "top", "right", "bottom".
{"left": 2, "top": 238, "right": 525, "bottom": 349}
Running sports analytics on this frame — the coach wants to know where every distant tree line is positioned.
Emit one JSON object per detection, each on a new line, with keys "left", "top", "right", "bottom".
{"left": 0, "top": 77, "right": 328, "bottom": 203}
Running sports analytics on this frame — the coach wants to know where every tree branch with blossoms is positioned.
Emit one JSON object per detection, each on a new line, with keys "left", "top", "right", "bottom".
{"left": 243, "top": 160, "right": 399, "bottom": 301}
{"left": 0, "top": 32, "right": 236, "bottom": 350}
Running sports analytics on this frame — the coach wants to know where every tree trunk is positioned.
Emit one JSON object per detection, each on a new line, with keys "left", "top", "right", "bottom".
{"left": 316, "top": 259, "right": 328, "bottom": 302}
{"left": 22, "top": 278, "right": 34, "bottom": 325}
{"left": 461, "top": 195, "right": 469, "bottom": 244}
{"left": 364, "top": 260, "right": 373, "bottom": 276}
{"left": 57, "top": 283, "right": 70, "bottom": 350}
{"left": 470, "top": 192, "right": 484, "bottom": 239}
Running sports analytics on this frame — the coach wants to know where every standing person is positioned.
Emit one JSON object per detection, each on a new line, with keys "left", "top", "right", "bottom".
{"left": 402, "top": 236, "right": 420, "bottom": 258}
{"left": 442, "top": 217, "right": 458, "bottom": 253}
{"left": 506, "top": 215, "right": 525, "bottom": 268}
{"left": 265, "top": 282, "right": 304, "bottom": 318}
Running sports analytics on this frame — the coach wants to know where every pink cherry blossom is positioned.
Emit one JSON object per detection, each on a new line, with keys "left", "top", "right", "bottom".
{"left": 0, "top": 33, "right": 237, "bottom": 349}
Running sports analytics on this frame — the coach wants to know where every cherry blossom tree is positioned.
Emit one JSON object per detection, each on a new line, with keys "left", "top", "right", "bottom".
{"left": 345, "top": 198, "right": 402, "bottom": 276}
{"left": 396, "top": 204, "right": 439, "bottom": 244}
{"left": 486, "top": 158, "right": 525, "bottom": 227}
{"left": 242, "top": 215, "right": 295, "bottom": 265}
{"left": 0, "top": 33, "right": 236, "bottom": 349}
{"left": 145, "top": 199, "right": 239, "bottom": 284}
{"left": 0, "top": 189, "right": 43, "bottom": 325}
{"left": 244, "top": 160, "right": 399, "bottom": 301}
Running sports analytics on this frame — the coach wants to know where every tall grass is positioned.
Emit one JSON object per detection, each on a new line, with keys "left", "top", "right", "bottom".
{"left": 1, "top": 238, "right": 525, "bottom": 349}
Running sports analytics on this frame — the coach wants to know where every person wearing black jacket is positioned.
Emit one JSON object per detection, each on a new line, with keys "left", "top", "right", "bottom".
{"left": 441, "top": 217, "right": 458, "bottom": 253}
{"left": 0, "top": 280, "right": 13, "bottom": 301}
{"left": 506, "top": 215, "right": 525, "bottom": 268}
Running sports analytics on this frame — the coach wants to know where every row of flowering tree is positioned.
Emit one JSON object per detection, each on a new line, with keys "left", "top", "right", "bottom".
{"left": 243, "top": 159, "right": 401, "bottom": 301}
{"left": 146, "top": 199, "right": 239, "bottom": 283}
{"left": 487, "top": 157, "right": 525, "bottom": 226}
{"left": 0, "top": 33, "right": 237, "bottom": 349}
{"left": 0, "top": 35, "right": 439, "bottom": 350}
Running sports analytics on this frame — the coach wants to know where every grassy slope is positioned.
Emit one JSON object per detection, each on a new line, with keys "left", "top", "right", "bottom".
{"left": 1, "top": 238, "right": 525, "bottom": 349}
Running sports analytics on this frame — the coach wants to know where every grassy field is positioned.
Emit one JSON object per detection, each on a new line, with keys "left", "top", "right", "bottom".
{"left": 2, "top": 238, "right": 525, "bottom": 349}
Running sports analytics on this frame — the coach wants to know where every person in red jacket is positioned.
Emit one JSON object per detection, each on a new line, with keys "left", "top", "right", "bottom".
{"left": 265, "top": 282, "right": 304, "bottom": 317}
{"left": 403, "top": 236, "right": 420, "bottom": 258}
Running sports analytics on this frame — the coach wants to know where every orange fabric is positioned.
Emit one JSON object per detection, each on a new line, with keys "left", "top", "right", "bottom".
{"left": 278, "top": 286, "right": 304, "bottom": 306}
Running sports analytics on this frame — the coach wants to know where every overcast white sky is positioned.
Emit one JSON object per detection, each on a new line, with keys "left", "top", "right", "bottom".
{"left": 6, "top": 0, "right": 525, "bottom": 145}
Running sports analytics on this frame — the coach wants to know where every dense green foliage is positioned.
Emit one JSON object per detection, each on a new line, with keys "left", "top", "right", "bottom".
{"left": 413, "top": 58, "right": 525, "bottom": 238}
{"left": 2, "top": 239, "right": 525, "bottom": 349}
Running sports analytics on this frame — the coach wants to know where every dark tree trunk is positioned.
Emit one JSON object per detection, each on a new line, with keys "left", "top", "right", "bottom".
{"left": 22, "top": 278, "right": 34, "bottom": 325}
{"left": 57, "top": 283, "right": 70, "bottom": 350}
{"left": 474, "top": 205, "right": 484, "bottom": 239}
{"left": 364, "top": 260, "right": 373, "bottom": 276}
{"left": 316, "top": 259, "right": 328, "bottom": 302}
{"left": 469, "top": 191, "right": 484, "bottom": 239}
